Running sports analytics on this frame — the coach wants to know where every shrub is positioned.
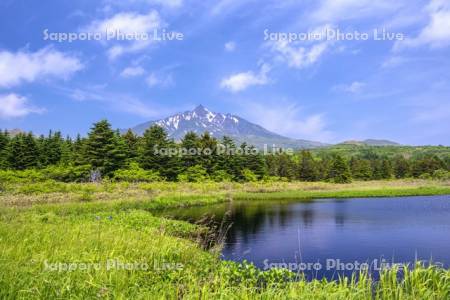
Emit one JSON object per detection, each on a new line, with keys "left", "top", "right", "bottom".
{"left": 418, "top": 173, "right": 432, "bottom": 180}
{"left": 42, "top": 165, "right": 92, "bottom": 182}
{"left": 262, "top": 176, "right": 288, "bottom": 182}
{"left": 0, "top": 169, "right": 45, "bottom": 183}
{"left": 211, "top": 170, "right": 233, "bottom": 182}
{"left": 177, "top": 165, "right": 209, "bottom": 182}
{"left": 432, "top": 169, "right": 450, "bottom": 180}
{"left": 16, "top": 180, "right": 67, "bottom": 194}
{"left": 241, "top": 169, "right": 258, "bottom": 182}
{"left": 113, "top": 162, "right": 161, "bottom": 182}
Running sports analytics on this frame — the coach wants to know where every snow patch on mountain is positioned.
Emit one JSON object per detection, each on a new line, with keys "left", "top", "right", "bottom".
{"left": 129, "top": 105, "right": 328, "bottom": 149}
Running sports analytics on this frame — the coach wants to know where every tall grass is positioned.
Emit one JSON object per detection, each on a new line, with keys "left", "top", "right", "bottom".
{"left": 0, "top": 180, "right": 449, "bottom": 299}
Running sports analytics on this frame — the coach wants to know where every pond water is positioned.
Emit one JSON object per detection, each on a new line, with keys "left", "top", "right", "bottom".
{"left": 159, "top": 195, "right": 450, "bottom": 279}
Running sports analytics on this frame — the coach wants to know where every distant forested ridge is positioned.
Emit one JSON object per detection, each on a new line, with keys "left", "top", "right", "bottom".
{"left": 0, "top": 120, "right": 449, "bottom": 183}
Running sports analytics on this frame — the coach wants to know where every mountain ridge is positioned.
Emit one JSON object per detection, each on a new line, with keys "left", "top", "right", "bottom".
{"left": 340, "top": 139, "right": 401, "bottom": 146}
{"left": 127, "top": 105, "right": 328, "bottom": 149}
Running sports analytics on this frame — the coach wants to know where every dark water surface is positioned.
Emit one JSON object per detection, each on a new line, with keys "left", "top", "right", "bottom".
{"left": 159, "top": 195, "right": 450, "bottom": 279}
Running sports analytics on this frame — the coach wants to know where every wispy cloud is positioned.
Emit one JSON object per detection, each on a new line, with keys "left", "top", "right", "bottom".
{"left": 333, "top": 81, "right": 366, "bottom": 94}
{"left": 82, "top": 11, "right": 163, "bottom": 60}
{"left": 120, "top": 66, "right": 146, "bottom": 77}
{"left": 224, "top": 41, "right": 236, "bottom": 52}
{"left": 210, "top": 0, "right": 257, "bottom": 16}
{"left": 146, "top": 72, "right": 174, "bottom": 88}
{"left": 221, "top": 63, "right": 270, "bottom": 92}
{"left": 394, "top": 0, "right": 450, "bottom": 50}
{"left": 239, "top": 99, "right": 333, "bottom": 142}
{"left": 119, "top": 64, "right": 175, "bottom": 88}
{"left": 0, "top": 93, "right": 45, "bottom": 119}
{"left": 103, "top": 0, "right": 183, "bottom": 10}
{"left": 381, "top": 56, "right": 409, "bottom": 68}
{"left": 264, "top": 25, "right": 333, "bottom": 70}
{"left": 145, "top": 0, "right": 183, "bottom": 9}
{"left": 311, "top": 0, "right": 403, "bottom": 23}
{"left": 0, "top": 47, "right": 83, "bottom": 88}
{"left": 59, "top": 85, "right": 160, "bottom": 118}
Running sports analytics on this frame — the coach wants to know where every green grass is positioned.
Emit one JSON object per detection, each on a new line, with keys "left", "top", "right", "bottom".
{"left": 235, "top": 185, "right": 450, "bottom": 201}
{"left": 0, "top": 179, "right": 449, "bottom": 299}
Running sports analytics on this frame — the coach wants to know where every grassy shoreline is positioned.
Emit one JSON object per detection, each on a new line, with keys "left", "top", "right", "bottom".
{"left": 235, "top": 185, "right": 450, "bottom": 201}
{"left": 1, "top": 179, "right": 449, "bottom": 208}
{"left": 1, "top": 179, "right": 450, "bottom": 299}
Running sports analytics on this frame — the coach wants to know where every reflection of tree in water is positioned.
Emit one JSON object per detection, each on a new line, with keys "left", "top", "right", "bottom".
{"left": 278, "top": 205, "right": 289, "bottom": 228}
{"left": 225, "top": 203, "right": 267, "bottom": 245}
{"left": 162, "top": 201, "right": 321, "bottom": 248}
{"left": 300, "top": 207, "right": 315, "bottom": 227}
{"left": 333, "top": 200, "right": 348, "bottom": 227}
{"left": 224, "top": 202, "right": 311, "bottom": 245}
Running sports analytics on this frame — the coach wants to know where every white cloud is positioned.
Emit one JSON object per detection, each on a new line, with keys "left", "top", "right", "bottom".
{"left": 120, "top": 66, "right": 145, "bottom": 77}
{"left": 220, "top": 64, "right": 270, "bottom": 92}
{"left": 333, "top": 81, "right": 366, "bottom": 93}
{"left": 381, "top": 56, "right": 408, "bottom": 68}
{"left": 0, "top": 47, "right": 83, "bottom": 88}
{"left": 83, "top": 11, "right": 163, "bottom": 60}
{"left": 85, "top": 11, "right": 161, "bottom": 33}
{"left": 146, "top": 72, "right": 174, "bottom": 87}
{"left": 267, "top": 39, "right": 330, "bottom": 69}
{"left": 67, "top": 88, "right": 105, "bottom": 102}
{"left": 225, "top": 41, "right": 236, "bottom": 52}
{"left": 60, "top": 85, "right": 160, "bottom": 118}
{"left": 242, "top": 100, "right": 333, "bottom": 142}
{"left": 210, "top": 0, "right": 256, "bottom": 16}
{"left": 311, "top": 0, "right": 400, "bottom": 23}
{"left": 0, "top": 93, "right": 44, "bottom": 119}
{"left": 395, "top": 0, "right": 450, "bottom": 50}
{"left": 104, "top": 0, "right": 183, "bottom": 9}
{"left": 147, "top": 0, "right": 183, "bottom": 9}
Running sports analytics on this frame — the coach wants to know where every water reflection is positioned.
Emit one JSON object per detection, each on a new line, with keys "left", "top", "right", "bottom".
{"left": 158, "top": 195, "right": 450, "bottom": 279}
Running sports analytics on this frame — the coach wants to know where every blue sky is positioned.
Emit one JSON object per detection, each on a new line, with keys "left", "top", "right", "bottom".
{"left": 0, "top": 0, "right": 449, "bottom": 145}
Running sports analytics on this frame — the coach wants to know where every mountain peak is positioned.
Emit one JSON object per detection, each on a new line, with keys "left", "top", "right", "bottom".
{"left": 193, "top": 104, "right": 209, "bottom": 115}
{"left": 129, "top": 106, "right": 327, "bottom": 149}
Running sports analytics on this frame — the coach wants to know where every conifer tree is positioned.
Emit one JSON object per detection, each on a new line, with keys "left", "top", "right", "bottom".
{"left": 140, "top": 125, "right": 180, "bottom": 180}
{"left": 328, "top": 155, "right": 352, "bottom": 183}
{"left": 199, "top": 132, "right": 219, "bottom": 174}
{"left": 217, "top": 136, "right": 241, "bottom": 180}
{"left": 393, "top": 155, "right": 410, "bottom": 178}
{"left": 122, "top": 129, "right": 139, "bottom": 162}
{"left": 411, "top": 155, "right": 445, "bottom": 177}
{"left": 37, "top": 131, "right": 64, "bottom": 167}
{"left": 266, "top": 152, "right": 296, "bottom": 180}
{"left": 350, "top": 157, "right": 372, "bottom": 180}
{"left": 7, "top": 133, "right": 39, "bottom": 170}
{"left": 60, "top": 136, "right": 73, "bottom": 165}
{"left": 371, "top": 159, "right": 384, "bottom": 180}
{"left": 316, "top": 156, "right": 333, "bottom": 181}
{"left": 108, "top": 131, "right": 127, "bottom": 171}
{"left": 297, "top": 150, "right": 318, "bottom": 181}
{"left": 72, "top": 134, "right": 87, "bottom": 165}
{"left": 380, "top": 158, "right": 393, "bottom": 179}
{"left": 240, "top": 144, "right": 267, "bottom": 179}
{"left": 47, "top": 131, "right": 64, "bottom": 165}
{"left": 85, "top": 120, "right": 125, "bottom": 176}
{"left": 180, "top": 131, "right": 201, "bottom": 168}
{"left": 0, "top": 130, "right": 10, "bottom": 169}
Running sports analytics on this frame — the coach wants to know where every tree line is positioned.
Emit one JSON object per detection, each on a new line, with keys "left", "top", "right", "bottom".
{"left": 0, "top": 120, "right": 449, "bottom": 183}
